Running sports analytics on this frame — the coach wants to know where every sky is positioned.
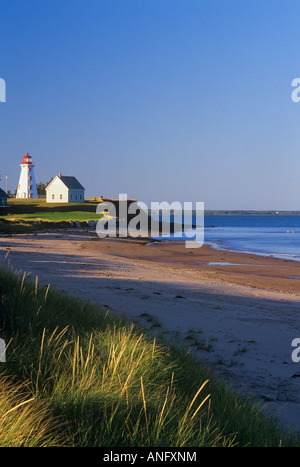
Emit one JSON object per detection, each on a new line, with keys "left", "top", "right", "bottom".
{"left": 1, "top": 0, "right": 300, "bottom": 210}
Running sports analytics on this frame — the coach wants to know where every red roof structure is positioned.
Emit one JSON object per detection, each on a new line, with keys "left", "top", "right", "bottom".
{"left": 22, "top": 153, "right": 33, "bottom": 165}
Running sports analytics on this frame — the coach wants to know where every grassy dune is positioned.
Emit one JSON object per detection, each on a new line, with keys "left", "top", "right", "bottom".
{"left": 0, "top": 267, "right": 299, "bottom": 447}
{"left": 2, "top": 198, "right": 102, "bottom": 221}
{"left": 0, "top": 199, "right": 105, "bottom": 234}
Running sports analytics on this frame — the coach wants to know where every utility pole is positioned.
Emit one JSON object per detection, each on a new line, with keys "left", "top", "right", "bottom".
{"left": 6, "top": 174, "right": 8, "bottom": 193}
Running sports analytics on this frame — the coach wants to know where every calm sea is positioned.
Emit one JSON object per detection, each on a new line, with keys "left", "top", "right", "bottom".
{"left": 152, "top": 214, "right": 300, "bottom": 262}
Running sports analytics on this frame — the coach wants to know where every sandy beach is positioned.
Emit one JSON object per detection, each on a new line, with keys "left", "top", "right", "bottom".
{"left": 1, "top": 228, "right": 300, "bottom": 433}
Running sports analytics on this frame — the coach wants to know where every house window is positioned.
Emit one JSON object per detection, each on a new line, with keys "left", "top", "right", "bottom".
{"left": 52, "top": 194, "right": 55, "bottom": 200}
{"left": 75, "top": 194, "right": 77, "bottom": 200}
{"left": 60, "top": 194, "right": 62, "bottom": 200}
{"left": 29, "top": 175, "right": 32, "bottom": 181}
{"left": 80, "top": 195, "right": 82, "bottom": 200}
{"left": 70, "top": 195, "right": 73, "bottom": 200}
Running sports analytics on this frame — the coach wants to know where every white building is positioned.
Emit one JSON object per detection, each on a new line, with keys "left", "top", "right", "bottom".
{"left": 46, "top": 173, "right": 85, "bottom": 203}
{"left": 16, "top": 153, "right": 38, "bottom": 199}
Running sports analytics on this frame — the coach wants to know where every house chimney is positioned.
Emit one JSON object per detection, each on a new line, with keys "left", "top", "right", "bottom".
{"left": 58, "top": 173, "right": 62, "bottom": 178}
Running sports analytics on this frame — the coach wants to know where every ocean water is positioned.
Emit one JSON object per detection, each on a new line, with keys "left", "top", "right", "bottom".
{"left": 204, "top": 215, "right": 300, "bottom": 261}
{"left": 152, "top": 214, "right": 300, "bottom": 262}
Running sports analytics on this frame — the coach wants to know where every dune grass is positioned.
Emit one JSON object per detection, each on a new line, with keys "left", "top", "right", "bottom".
{"left": 0, "top": 266, "right": 299, "bottom": 447}
{"left": 6, "top": 197, "right": 98, "bottom": 209}
{"left": 0, "top": 221, "right": 43, "bottom": 235}
{"left": 0, "top": 198, "right": 106, "bottom": 234}
{"left": 0, "top": 375, "right": 63, "bottom": 447}
{"left": 1, "top": 198, "right": 102, "bottom": 222}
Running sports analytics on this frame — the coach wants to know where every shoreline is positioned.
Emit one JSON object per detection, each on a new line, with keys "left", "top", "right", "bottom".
{"left": 93, "top": 234, "right": 300, "bottom": 296}
{"left": 204, "top": 239, "right": 300, "bottom": 264}
{"left": 1, "top": 229, "right": 300, "bottom": 432}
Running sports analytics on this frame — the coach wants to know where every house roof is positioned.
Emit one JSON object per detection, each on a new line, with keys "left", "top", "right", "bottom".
{"left": 0, "top": 188, "right": 9, "bottom": 199}
{"left": 59, "top": 176, "right": 85, "bottom": 190}
{"left": 46, "top": 175, "right": 85, "bottom": 191}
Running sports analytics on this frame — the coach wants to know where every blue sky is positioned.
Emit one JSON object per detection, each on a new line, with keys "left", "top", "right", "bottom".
{"left": 1, "top": 0, "right": 300, "bottom": 209}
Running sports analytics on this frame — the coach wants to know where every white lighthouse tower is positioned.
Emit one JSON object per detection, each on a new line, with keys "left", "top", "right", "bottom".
{"left": 16, "top": 153, "right": 38, "bottom": 199}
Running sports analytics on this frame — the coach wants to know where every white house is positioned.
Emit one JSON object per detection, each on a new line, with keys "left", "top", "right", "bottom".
{"left": 46, "top": 173, "right": 85, "bottom": 203}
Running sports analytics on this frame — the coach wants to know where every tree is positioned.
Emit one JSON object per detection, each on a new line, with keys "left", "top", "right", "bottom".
{"left": 37, "top": 178, "right": 53, "bottom": 197}
{"left": 37, "top": 182, "right": 46, "bottom": 197}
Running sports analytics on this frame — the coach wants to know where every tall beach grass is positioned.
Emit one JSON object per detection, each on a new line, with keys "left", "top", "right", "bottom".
{"left": 0, "top": 265, "right": 299, "bottom": 447}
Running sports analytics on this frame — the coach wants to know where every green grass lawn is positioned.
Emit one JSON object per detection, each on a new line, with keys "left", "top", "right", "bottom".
{"left": 0, "top": 199, "right": 107, "bottom": 233}
{"left": 2, "top": 198, "right": 103, "bottom": 221}
{"left": 0, "top": 267, "right": 299, "bottom": 447}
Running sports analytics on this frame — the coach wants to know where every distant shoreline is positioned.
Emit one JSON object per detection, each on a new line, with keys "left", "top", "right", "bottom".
{"left": 204, "top": 211, "right": 300, "bottom": 215}
{"left": 148, "top": 209, "right": 300, "bottom": 217}
{"left": 181, "top": 210, "right": 300, "bottom": 215}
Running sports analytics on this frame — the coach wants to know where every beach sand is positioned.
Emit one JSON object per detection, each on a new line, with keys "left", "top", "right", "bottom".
{"left": 1, "top": 228, "right": 300, "bottom": 433}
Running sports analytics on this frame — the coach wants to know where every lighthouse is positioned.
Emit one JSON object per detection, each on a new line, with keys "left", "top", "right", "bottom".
{"left": 16, "top": 153, "right": 38, "bottom": 199}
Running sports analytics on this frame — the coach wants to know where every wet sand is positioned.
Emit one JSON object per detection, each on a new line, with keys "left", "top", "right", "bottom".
{"left": 1, "top": 229, "right": 300, "bottom": 433}
{"left": 86, "top": 235, "right": 300, "bottom": 296}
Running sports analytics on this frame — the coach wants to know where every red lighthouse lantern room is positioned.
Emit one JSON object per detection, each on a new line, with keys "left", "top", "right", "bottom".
{"left": 23, "top": 153, "right": 33, "bottom": 165}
